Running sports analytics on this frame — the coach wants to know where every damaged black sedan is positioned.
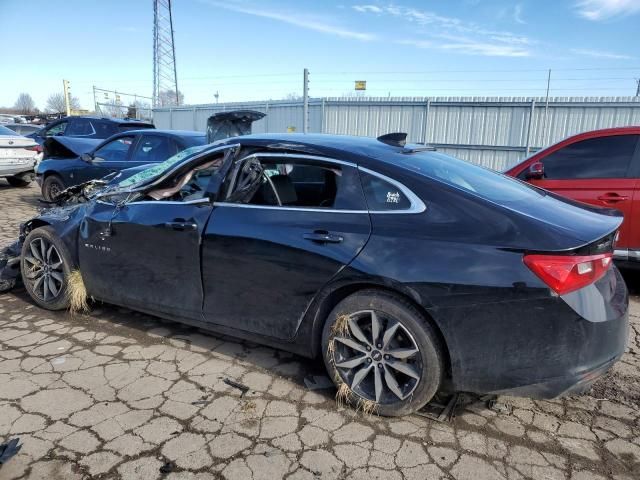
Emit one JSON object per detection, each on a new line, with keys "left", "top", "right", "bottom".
{"left": 0, "top": 133, "right": 629, "bottom": 416}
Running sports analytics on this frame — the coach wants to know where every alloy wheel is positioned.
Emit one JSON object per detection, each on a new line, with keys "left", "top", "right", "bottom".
{"left": 23, "top": 237, "right": 65, "bottom": 302}
{"left": 332, "top": 310, "right": 422, "bottom": 404}
{"left": 48, "top": 182, "right": 62, "bottom": 200}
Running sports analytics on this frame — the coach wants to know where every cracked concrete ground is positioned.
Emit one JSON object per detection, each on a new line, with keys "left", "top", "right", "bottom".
{"left": 1, "top": 182, "right": 639, "bottom": 480}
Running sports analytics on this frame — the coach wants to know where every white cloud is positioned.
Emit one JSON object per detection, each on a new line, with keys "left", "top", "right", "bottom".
{"left": 353, "top": 3, "right": 533, "bottom": 56}
{"left": 200, "top": 0, "right": 375, "bottom": 41}
{"left": 353, "top": 5, "right": 383, "bottom": 13}
{"left": 575, "top": 0, "right": 640, "bottom": 20}
{"left": 441, "top": 42, "right": 530, "bottom": 57}
{"left": 570, "top": 48, "right": 633, "bottom": 59}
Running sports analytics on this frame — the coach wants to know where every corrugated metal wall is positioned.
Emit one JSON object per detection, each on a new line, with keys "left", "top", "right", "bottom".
{"left": 154, "top": 96, "right": 640, "bottom": 171}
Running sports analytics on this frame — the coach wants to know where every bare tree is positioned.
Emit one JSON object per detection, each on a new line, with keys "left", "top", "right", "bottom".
{"left": 14, "top": 93, "right": 36, "bottom": 114}
{"left": 45, "top": 92, "right": 81, "bottom": 114}
{"left": 283, "top": 92, "right": 302, "bottom": 100}
{"left": 158, "top": 89, "right": 184, "bottom": 107}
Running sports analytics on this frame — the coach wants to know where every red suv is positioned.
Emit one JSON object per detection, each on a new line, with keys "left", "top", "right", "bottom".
{"left": 505, "top": 127, "right": 640, "bottom": 264}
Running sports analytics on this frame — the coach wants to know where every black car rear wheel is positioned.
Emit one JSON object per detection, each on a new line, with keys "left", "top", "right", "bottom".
{"left": 20, "top": 227, "right": 71, "bottom": 311}
{"left": 7, "top": 174, "right": 33, "bottom": 188}
{"left": 322, "top": 290, "right": 444, "bottom": 416}
{"left": 42, "top": 175, "right": 65, "bottom": 201}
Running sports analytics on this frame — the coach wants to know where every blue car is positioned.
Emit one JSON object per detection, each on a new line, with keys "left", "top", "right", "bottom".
{"left": 36, "top": 129, "right": 207, "bottom": 200}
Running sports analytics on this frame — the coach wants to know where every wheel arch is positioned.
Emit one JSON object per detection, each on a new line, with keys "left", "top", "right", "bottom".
{"left": 305, "top": 280, "right": 452, "bottom": 379}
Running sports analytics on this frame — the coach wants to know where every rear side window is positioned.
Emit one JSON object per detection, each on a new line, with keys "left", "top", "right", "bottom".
{"left": 360, "top": 171, "right": 411, "bottom": 210}
{"left": 541, "top": 135, "right": 639, "bottom": 179}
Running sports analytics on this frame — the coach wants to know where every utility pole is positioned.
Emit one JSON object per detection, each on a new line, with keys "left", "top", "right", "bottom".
{"left": 93, "top": 85, "right": 98, "bottom": 114}
{"left": 63, "top": 79, "right": 71, "bottom": 117}
{"left": 303, "top": 68, "right": 309, "bottom": 134}
{"left": 542, "top": 69, "right": 551, "bottom": 146}
{"left": 636, "top": 79, "right": 640, "bottom": 97}
{"left": 214, "top": 91, "right": 219, "bottom": 104}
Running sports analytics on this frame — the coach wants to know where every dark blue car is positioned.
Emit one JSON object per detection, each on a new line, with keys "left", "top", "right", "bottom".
{"left": 36, "top": 129, "right": 206, "bottom": 200}
{"left": 27, "top": 116, "right": 154, "bottom": 146}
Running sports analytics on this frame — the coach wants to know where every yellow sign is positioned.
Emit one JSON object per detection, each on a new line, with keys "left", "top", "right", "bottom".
{"left": 287, "top": 126, "right": 297, "bottom": 132}
{"left": 355, "top": 80, "right": 367, "bottom": 91}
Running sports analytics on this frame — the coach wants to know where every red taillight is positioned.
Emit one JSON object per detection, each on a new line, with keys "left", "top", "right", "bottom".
{"left": 26, "top": 145, "right": 43, "bottom": 153}
{"left": 523, "top": 253, "right": 613, "bottom": 295}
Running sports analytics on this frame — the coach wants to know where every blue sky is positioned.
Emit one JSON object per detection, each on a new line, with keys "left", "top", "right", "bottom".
{"left": 1, "top": 0, "right": 639, "bottom": 110}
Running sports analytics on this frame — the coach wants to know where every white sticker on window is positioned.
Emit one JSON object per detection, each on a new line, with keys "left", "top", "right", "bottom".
{"left": 386, "top": 191, "right": 401, "bottom": 203}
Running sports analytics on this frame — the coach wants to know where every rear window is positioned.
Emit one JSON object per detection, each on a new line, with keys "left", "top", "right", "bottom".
{"left": 407, "top": 152, "right": 545, "bottom": 203}
{"left": 0, "top": 126, "right": 17, "bottom": 136}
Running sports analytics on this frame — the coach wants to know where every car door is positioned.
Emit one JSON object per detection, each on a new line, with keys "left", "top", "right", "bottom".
{"left": 75, "top": 134, "right": 138, "bottom": 184}
{"left": 529, "top": 134, "right": 640, "bottom": 250}
{"left": 78, "top": 145, "right": 235, "bottom": 319}
{"left": 201, "top": 153, "right": 371, "bottom": 340}
{"left": 624, "top": 141, "right": 640, "bottom": 259}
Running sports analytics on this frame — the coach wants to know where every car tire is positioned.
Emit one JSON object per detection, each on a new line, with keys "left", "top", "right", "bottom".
{"left": 42, "top": 175, "right": 65, "bottom": 201}
{"left": 7, "top": 174, "right": 32, "bottom": 188}
{"left": 20, "top": 227, "right": 72, "bottom": 311}
{"left": 321, "top": 290, "right": 444, "bottom": 417}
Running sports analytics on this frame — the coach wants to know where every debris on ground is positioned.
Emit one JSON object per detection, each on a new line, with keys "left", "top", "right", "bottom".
{"left": 159, "top": 460, "right": 176, "bottom": 473}
{"left": 415, "top": 393, "right": 461, "bottom": 422}
{"left": 304, "top": 374, "right": 334, "bottom": 390}
{"left": 488, "top": 398, "right": 512, "bottom": 414}
{"left": 223, "top": 378, "right": 249, "bottom": 396}
{"left": 0, "top": 438, "right": 22, "bottom": 466}
{"left": 415, "top": 393, "right": 498, "bottom": 422}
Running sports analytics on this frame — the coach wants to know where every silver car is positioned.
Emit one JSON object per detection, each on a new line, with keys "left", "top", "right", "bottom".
{"left": 0, "top": 125, "right": 39, "bottom": 187}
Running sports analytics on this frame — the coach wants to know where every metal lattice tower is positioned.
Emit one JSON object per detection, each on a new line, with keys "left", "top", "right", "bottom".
{"left": 153, "top": 0, "right": 179, "bottom": 107}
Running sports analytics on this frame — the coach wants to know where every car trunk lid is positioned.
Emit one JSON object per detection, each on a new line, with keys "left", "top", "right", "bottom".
{"left": 206, "top": 110, "right": 265, "bottom": 143}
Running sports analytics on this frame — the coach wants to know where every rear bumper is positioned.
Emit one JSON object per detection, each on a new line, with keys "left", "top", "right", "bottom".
{"left": 435, "top": 266, "right": 629, "bottom": 398}
{"left": 491, "top": 354, "right": 621, "bottom": 398}
{"left": 0, "top": 164, "right": 35, "bottom": 177}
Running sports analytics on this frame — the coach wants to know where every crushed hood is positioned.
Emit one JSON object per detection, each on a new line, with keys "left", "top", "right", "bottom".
{"left": 43, "top": 137, "right": 102, "bottom": 159}
{"left": 206, "top": 110, "right": 265, "bottom": 143}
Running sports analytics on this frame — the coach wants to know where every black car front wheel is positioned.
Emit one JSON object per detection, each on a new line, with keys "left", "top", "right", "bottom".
{"left": 20, "top": 227, "right": 72, "bottom": 311}
{"left": 322, "top": 290, "right": 444, "bottom": 416}
{"left": 42, "top": 175, "right": 65, "bottom": 202}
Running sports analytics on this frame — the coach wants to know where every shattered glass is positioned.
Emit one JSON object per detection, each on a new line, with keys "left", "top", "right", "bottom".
{"left": 116, "top": 144, "right": 209, "bottom": 188}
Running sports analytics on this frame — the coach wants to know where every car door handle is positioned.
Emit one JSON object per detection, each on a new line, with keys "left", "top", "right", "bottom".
{"left": 303, "top": 231, "right": 344, "bottom": 243}
{"left": 597, "top": 193, "right": 628, "bottom": 203}
{"left": 164, "top": 222, "right": 198, "bottom": 231}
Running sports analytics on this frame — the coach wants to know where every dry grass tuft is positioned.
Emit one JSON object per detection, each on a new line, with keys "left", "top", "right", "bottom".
{"left": 335, "top": 382, "right": 351, "bottom": 408}
{"left": 66, "top": 270, "right": 89, "bottom": 314}
{"left": 331, "top": 314, "right": 350, "bottom": 337}
{"left": 357, "top": 398, "right": 379, "bottom": 416}
{"left": 327, "top": 338, "right": 336, "bottom": 358}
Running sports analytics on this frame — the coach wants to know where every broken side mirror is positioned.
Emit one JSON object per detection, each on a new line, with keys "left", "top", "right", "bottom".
{"left": 526, "top": 162, "right": 544, "bottom": 180}
{"left": 80, "top": 153, "right": 93, "bottom": 163}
